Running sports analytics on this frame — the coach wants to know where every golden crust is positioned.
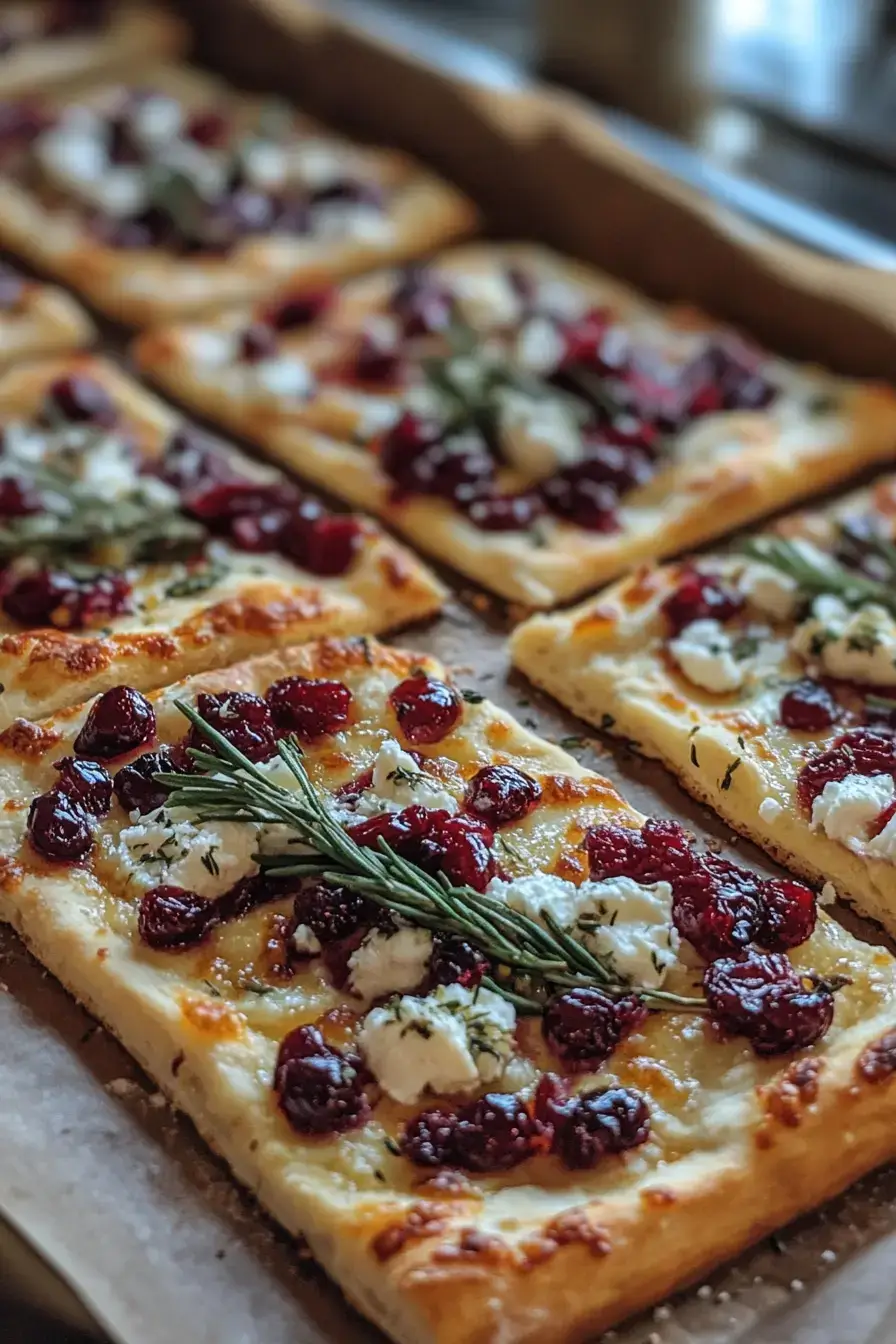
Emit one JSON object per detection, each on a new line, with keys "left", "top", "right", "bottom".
{"left": 3, "top": 638, "right": 896, "bottom": 1343}
{"left": 0, "top": 356, "right": 444, "bottom": 723}
{"left": 134, "top": 240, "right": 896, "bottom": 607}
{"left": 0, "top": 3, "right": 186, "bottom": 97}
{"left": 0, "top": 64, "right": 476, "bottom": 325}
{"left": 0, "top": 274, "right": 93, "bottom": 368}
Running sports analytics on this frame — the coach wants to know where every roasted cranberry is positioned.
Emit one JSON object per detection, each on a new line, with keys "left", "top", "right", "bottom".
{"left": 436, "top": 816, "right": 496, "bottom": 891}
{"left": 3, "top": 569, "right": 78, "bottom": 627}
{"left": 756, "top": 878, "right": 817, "bottom": 952}
{"left": 465, "top": 764, "right": 541, "bottom": 829}
{"left": 352, "top": 328, "right": 403, "bottom": 384}
{"left": 543, "top": 988, "right": 647, "bottom": 1071}
{"left": 779, "top": 679, "right": 840, "bottom": 732}
{"left": 401, "top": 1108, "right": 460, "bottom": 1166}
{"left": 264, "top": 288, "right": 333, "bottom": 330}
{"left": 672, "top": 855, "right": 763, "bottom": 961}
{"left": 113, "top": 745, "right": 190, "bottom": 816}
{"left": 661, "top": 569, "right": 744, "bottom": 635}
{"left": 190, "top": 691, "right": 277, "bottom": 763}
{"left": 601, "top": 413, "right": 661, "bottom": 457}
{"left": 107, "top": 114, "right": 144, "bottom": 166}
{"left": 293, "top": 878, "right": 373, "bottom": 944}
{"left": 291, "top": 513, "right": 364, "bottom": 577}
{"left": 265, "top": 675, "right": 352, "bottom": 739}
{"left": 201, "top": 190, "right": 275, "bottom": 251}
{"left": 701, "top": 337, "right": 775, "bottom": 413}
{"left": 378, "top": 411, "right": 442, "bottom": 485}
{"left": 229, "top": 508, "right": 290, "bottom": 553}
{"left": 704, "top": 951, "right": 840, "bottom": 1055}
{"left": 348, "top": 804, "right": 444, "bottom": 854}
{"left": 160, "top": 427, "right": 233, "bottom": 493}
{"left": 274, "top": 1024, "right": 370, "bottom": 1135}
{"left": 464, "top": 490, "right": 544, "bottom": 531}
{"left": 238, "top": 322, "right": 278, "bottom": 363}
{"left": 532, "top": 1072, "right": 574, "bottom": 1133}
{"left": 390, "top": 676, "right": 462, "bottom": 745}
{"left": 0, "top": 475, "right": 40, "bottom": 516}
{"left": 797, "top": 727, "right": 896, "bottom": 812}
{"left": 429, "top": 934, "right": 489, "bottom": 989}
{"left": 74, "top": 686, "right": 155, "bottom": 760}
{"left": 587, "top": 817, "right": 696, "bottom": 885}
{"left": 182, "top": 477, "right": 297, "bottom": 524}
{"left": 27, "top": 788, "right": 93, "bottom": 862}
{"left": 397, "top": 442, "right": 494, "bottom": 505}
{"left": 453, "top": 1093, "right": 536, "bottom": 1173}
{"left": 556, "top": 1087, "right": 650, "bottom": 1169}
{"left": 391, "top": 269, "right": 454, "bottom": 337}
{"left": 576, "top": 441, "right": 655, "bottom": 494}
{"left": 0, "top": 265, "right": 24, "bottom": 311}
{"left": 53, "top": 756, "right": 112, "bottom": 816}
{"left": 43, "top": 374, "right": 118, "bottom": 428}
{"left": 183, "top": 108, "right": 230, "bottom": 148}
{"left": 137, "top": 885, "right": 215, "bottom": 951}
{"left": 541, "top": 468, "right": 620, "bottom": 532}
{"left": 559, "top": 309, "right": 629, "bottom": 376}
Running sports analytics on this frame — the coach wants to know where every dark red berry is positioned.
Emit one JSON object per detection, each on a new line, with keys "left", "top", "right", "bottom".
{"left": 378, "top": 412, "right": 442, "bottom": 486}
{"left": 265, "top": 674, "right": 352, "bottom": 739}
{"left": 577, "top": 440, "right": 655, "bottom": 493}
{"left": 532, "top": 1072, "right": 573, "bottom": 1133}
{"left": 779, "top": 679, "right": 840, "bottom": 732}
{"left": 190, "top": 691, "right": 277, "bottom": 763}
{"left": 541, "top": 469, "right": 620, "bottom": 532}
{"left": 555, "top": 1087, "right": 650, "bottom": 1169}
{"left": 264, "top": 288, "right": 333, "bottom": 330}
{"left": 661, "top": 569, "right": 744, "bottom": 636}
{"left": 543, "top": 988, "right": 647, "bottom": 1072}
{"left": 27, "top": 788, "right": 93, "bottom": 862}
{"left": 428, "top": 934, "right": 489, "bottom": 989}
{"left": 44, "top": 374, "right": 118, "bottom": 427}
{"left": 797, "top": 727, "right": 896, "bottom": 812}
{"left": 285, "top": 512, "right": 364, "bottom": 577}
{"left": 586, "top": 817, "right": 697, "bottom": 885}
{"left": 182, "top": 477, "right": 298, "bottom": 524}
{"left": 113, "top": 745, "right": 191, "bottom": 817}
{"left": 293, "top": 878, "right": 373, "bottom": 945}
{"left": 347, "top": 806, "right": 449, "bottom": 873}
{"left": 53, "top": 756, "right": 112, "bottom": 816}
{"left": 704, "top": 951, "right": 839, "bottom": 1055}
{"left": 274, "top": 1024, "right": 370, "bottom": 1135}
{"left": 183, "top": 108, "right": 230, "bottom": 148}
{"left": 671, "top": 855, "right": 763, "bottom": 961}
{"left": 238, "top": 322, "right": 278, "bottom": 362}
{"left": 435, "top": 815, "right": 496, "bottom": 891}
{"left": 391, "top": 269, "right": 454, "bottom": 337}
{"left": 0, "top": 475, "right": 41, "bottom": 517}
{"left": 401, "top": 1108, "right": 460, "bottom": 1166}
{"left": 559, "top": 309, "right": 628, "bottom": 375}
{"left": 137, "top": 885, "right": 216, "bottom": 951}
{"left": 464, "top": 764, "right": 541, "bottom": 829}
{"left": 352, "top": 329, "right": 403, "bottom": 384}
{"left": 160, "top": 427, "right": 234, "bottom": 493}
{"left": 390, "top": 675, "right": 462, "bottom": 745}
{"left": 74, "top": 686, "right": 155, "bottom": 760}
{"left": 453, "top": 1093, "right": 536, "bottom": 1173}
{"left": 464, "top": 490, "right": 544, "bottom": 532}
{"left": 2, "top": 568, "right": 133, "bottom": 630}
{"left": 756, "top": 878, "right": 817, "bottom": 951}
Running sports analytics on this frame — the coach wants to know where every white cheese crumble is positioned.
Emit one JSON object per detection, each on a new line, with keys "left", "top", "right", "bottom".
{"left": 811, "top": 773, "right": 896, "bottom": 852}
{"left": 348, "top": 737, "right": 458, "bottom": 817}
{"left": 792, "top": 596, "right": 896, "bottom": 687}
{"left": 451, "top": 271, "right": 521, "bottom": 330}
{"left": 357, "top": 983, "right": 516, "bottom": 1105}
{"left": 668, "top": 619, "right": 747, "bottom": 694}
{"left": 820, "top": 881, "right": 837, "bottom": 906}
{"left": 737, "top": 562, "right": 800, "bottom": 622}
{"left": 496, "top": 389, "right": 584, "bottom": 480}
{"left": 292, "top": 923, "right": 322, "bottom": 957}
{"left": 347, "top": 925, "right": 433, "bottom": 1002}
{"left": 311, "top": 202, "right": 393, "bottom": 242}
{"left": 113, "top": 808, "right": 259, "bottom": 898}
{"left": 758, "top": 797, "right": 784, "bottom": 823}
{"left": 514, "top": 316, "right": 566, "bottom": 374}
{"left": 249, "top": 356, "right": 315, "bottom": 401}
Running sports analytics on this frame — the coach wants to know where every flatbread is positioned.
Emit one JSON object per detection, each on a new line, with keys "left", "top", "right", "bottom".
{"left": 0, "top": 355, "right": 444, "bottom": 725}
{"left": 1, "top": 636, "right": 896, "bottom": 1344}
{"left": 134, "top": 241, "right": 896, "bottom": 607}
{"left": 0, "top": 265, "right": 93, "bottom": 368}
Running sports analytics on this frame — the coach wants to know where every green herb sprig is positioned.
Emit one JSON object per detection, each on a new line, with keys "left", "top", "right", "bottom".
{"left": 741, "top": 534, "right": 896, "bottom": 621}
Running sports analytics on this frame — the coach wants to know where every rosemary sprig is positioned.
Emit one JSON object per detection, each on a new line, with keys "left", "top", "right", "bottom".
{"left": 741, "top": 534, "right": 896, "bottom": 621}
{"left": 161, "top": 701, "right": 706, "bottom": 1015}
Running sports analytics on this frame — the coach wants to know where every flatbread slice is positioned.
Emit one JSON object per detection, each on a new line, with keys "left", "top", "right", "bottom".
{"left": 134, "top": 240, "right": 896, "bottom": 607}
{"left": 0, "top": 260, "right": 93, "bottom": 367}
{"left": 512, "top": 473, "right": 896, "bottom": 937}
{"left": 2, "top": 637, "right": 896, "bottom": 1344}
{"left": 0, "top": 63, "right": 475, "bottom": 325}
{"left": 0, "top": 355, "right": 444, "bottom": 725}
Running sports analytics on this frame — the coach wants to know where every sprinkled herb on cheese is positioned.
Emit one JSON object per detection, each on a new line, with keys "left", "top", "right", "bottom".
{"left": 810, "top": 773, "right": 896, "bottom": 852}
{"left": 113, "top": 808, "right": 259, "bottom": 897}
{"left": 348, "top": 737, "right": 459, "bottom": 817}
{"left": 793, "top": 596, "right": 896, "bottom": 687}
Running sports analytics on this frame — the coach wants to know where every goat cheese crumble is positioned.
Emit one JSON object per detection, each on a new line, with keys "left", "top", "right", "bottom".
{"left": 347, "top": 737, "right": 458, "bottom": 817}
{"left": 496, "top": 389, "right": 584, "bottom": 480}
{"left": 668, "top": 619, "right": 748, "bottom": 694}
{"left": 737, "top": 562, "right": 800, "bottom": 622}
{"left": 792, "top": 596, "right": 896, "bottom": 687}
{"left": 113, "top": 808, "right": 259, "bottom": 897}
{"left": 347, "top": 925, "right": 433, "bottom": 1002}
{"left": 811, "top": 773, "right": 896, "bottom": 852}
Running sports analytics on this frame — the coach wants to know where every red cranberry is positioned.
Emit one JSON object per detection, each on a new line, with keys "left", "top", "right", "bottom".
{"left": 436, "top": 815, "right": 496, "bottom": 892}
{"left": 264, "top": 288, "right": 333, "bottom": 330}
{"left": 53, "top": 756, "right": 112, "bottom": 816}
{"left": 265, "top": 675, "right": 352, "bottom": 739}
{"left": 672, "top": 855, "right": 763, "bottom": 961}
{"left": 107, "top": 114, "right": 144, "bottom": 166}
{"left": 587, "top": 817, "right": 697, "bottom": 885}
{"left": 200, "top": 190, "right": 276, "bottom": 252}
{"left": 160, "top": 427, "right": 233, "bottom": 493}
{"left": 113, "top": 745, "right": 191, "bottom": 817}
{"left": 779, "top": 679, "right": 840, "bottom": 732}
{"left": 555, "top": 1087, "right": 651, "bottom": 1169}
{"left": 190, "top": 691, "right": 277, "bottom": 763}
{"left": 390, "top": 676, "right": 462, "bottom": 745}
{"left": 182, "top": 477, "right": 297, "bottom": 524}
{"left": 464, "top": 764, "right": 541, "bottom": 829}
{"left": 44, "top": 374, "right": 118, "bottom": 428}
{"left": 238, "top": 322, "right": 278, "bottom": 363}
{"left": 661, "top": 569, "right": 744, "bottom": 635}
{"left": 74, "top": 686, "right": 155, "bottom": 760}
{"left": 378, "top": 411, "right": 442, "bottom": 484}
{"left": 543, "top": 988, "right": 647, "bottom": 1072}
{"left": 701, "top": 338, "right": 775, "bottom": 412}
{"left": 532, "top": 1072, "right": 574, "bottom": 1133}
{"left": 576, "top": 441, "right": 655, "bottom": 494}
{"left": 453, "top": 1093, "right": 537, "bottom": 1173}
{"left": 352, "top": 329, "right": 403, "bottom": 384}
{"left": 797, "top": 727, "right": 896, "bottom": 812}
{"left": 274, "top": 1024, "right": 370, "bottom": 1135}
{"left": 27, "top": 788, "right": 93, "bottom": 862}
{"left": 293, "top": 878, "right": 373, "bottom": 945}
{"left": 541, "top": 469, "right": 620, "bottom": 532}
{"left": 601, "top": 413, "right": 661, "bottom": 457}
{"left": 429, "top": 934, "right": 489, "bottom": 989}
{"left": 0, "top": 265, "right": 25, "bottom": 311}
{"left": 290, "top": 513, "right": 364, "bottom": 577}
{"left": 347, "top": 804, "right": 445, "bottom": 855}
{"left": 229, "top": 508, "right": 290, "bottom": 553}
{"left": 559, "top": 309, "right": 629, "bottom": 376}
{"left": 401, "top": 1108, "right": 460, "bottom": 1166}
{"left": 137, "top": 885, "right": 216, "bottom": 951}
{"left": 183, "top": 108, "right": 230, "bottom": 148}
{"left": 0, "top": 475, "right": 41, "bottom": 517}
{"left": 464, "top": 490, "right": 544, "bottom": 531}
{"left": 756, "top": 878, "right": 817, "bottom": 951}
{"left": 704, "top": 951, "right": 840, "bottom": 1055}
{"left": 391, "top": 269, "right": 454, "bottom": 336}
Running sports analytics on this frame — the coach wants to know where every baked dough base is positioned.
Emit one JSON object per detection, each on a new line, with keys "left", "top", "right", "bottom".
{"left": 0, "top": 276, "right": 93, "bottom": 369}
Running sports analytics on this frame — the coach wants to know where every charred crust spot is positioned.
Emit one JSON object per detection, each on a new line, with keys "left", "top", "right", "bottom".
{"left": 0, "top": 717, "right": 62, "bottom": 757}
{"left": 858, "top": 1031, "right": 896, "bottom": 1082}
{"left": 185, "top": 593, "right": 330, "bottom": 641}
{"left": 179, "top": 993, "right": 244, "bottom": 1038}
{"left": 415, "top": 1169, "right": 480, "bottom": 1199}
{"left": 371, "top": 1202, "right": 453, "bottom": 1262}
{"left": 620, "top": 566, "right": 663, "bottom": 610}
{"left": 759, "top": 1056, "right": 824, "bottom": 1127}
{"left": 641, "top": 1187, "right": 676, "bottom": 1208}
{"left": 378, "top": 550, "right": 415, "bottom": 590}
{"left": 572, "top": 603, "right": 618, "bottom": 636}
{"left": 432, "top": 1228, "right": 507, "bottom": 1265}
{"left": 540, "top": 773, "right": 623, "bottom": 809}
{"left": 0, "top": 853, "right": 23, "bottom": 888}
{"left": 541, "top": 1210, "right": 611, "bottom": 1257}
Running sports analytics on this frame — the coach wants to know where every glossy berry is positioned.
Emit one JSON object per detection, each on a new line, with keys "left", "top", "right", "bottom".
{"left": 428, "top": 934, "right": 489, "bottom": 989}
{"left": 238, "top": 321, "right": 278, "bottom": 363}
{"left": 453, "top": 1092, "right": 537, "bottom": 1173}
{"left": 661, "top": 569, "right": 744, "bottom": 636}
{"left": 160, "top": 427, "right": 234, "bottom": 493}
{"left": 352, "top": 329, "right": 403, "bottom": 384}
{"left": 183, "top": 108, "right": 230, "bottom": 148}
{"left": 26, "top": 788, "right": 93, "bottom": 862}
{"left": 266, "top": 675, "right": 352, "bottom": 739}
{"left": 293, "top": 878, "right": 373, "bottom": 945}
{"left": 464, "top": 764, "right": 541, "bottom": 829}
{"left": 671, "top": 855, "right": 763, "bottom": 961}
{"left": 532, "top": 1072, "right": 574, "bottom": 1133}
{"left": 347, "top": 804, "right": 443, "bottom": 854}
{"left": 464, "top": 490, "right": 544, "bottom": 532}
{"left": 2, "top": 568, "right": 132, "bottom": 630}
{"left": 264, "top": 287, "right": 333, "bottom": 330}
{"left": 586, "top": 817, "right": 697, "bottom": 886}
{"left": 390, "top": 675, "right": 462, "bottom": 745}
{"left": 44, "top": 374, "right": 118, "bottom": 427}
{"left": 540, "top": 469, "right": 620, "bottom": 532}
{"left": 576, "top": 440, "right": 655, "bottom": 494}
{"left": 53, "top": 756, "right": 112, "bottom": 817}
{"left": 73, "top": 686, "right": 155, "bottom": 760}
{"left": 400, "top": 1108, "right": 460, "bottom": 1166}
{"left": 113, "top": 745, "right": 191, "bottom": 817}
{"left": 797, "top": 727, "right": 896, "bottom": 812}
{"left": 391, "top": 270, "right": 454, "bottom": 337}
{"left": 704, "top": 951, "right": 839, "bottom": 1055}
{"left": 182, "top": 477, "right": 298, "bottom": 524}
{"left": 779, "top": 679, "right": 840, "bottom": 732}
{"left": 190, "top": 691, "right": 277, "bottom": 763}
{"left": 137, "top": 885, "right": 216, "bottom": 951}
{"left": 435, "top": 815, "right": 496, "bottom": 892}
{"left": 555, "top": 1087, "right": 651, "bottom": 1169}
{"left": 543, "top": 988, "right": 647, "bottom": 1071}
{"left": 756, "top": 878, "right": 817, "bottom": 951}
{"left": 0, "top": 475, "right": 40, "bottom": 517}
{"left": 286, "top": 512, "right": 365, "bottom": 577}
{"left": 274, "top": 1024, "right": 370, "bottom": 1135}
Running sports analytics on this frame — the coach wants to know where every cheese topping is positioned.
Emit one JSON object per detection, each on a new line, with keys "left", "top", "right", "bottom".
{"left": 737, "top": 562, "right": 800, "bottom": 622}
{"left": 496, "top": 389, "right": 584, "bottom": 480}
{"left": 668, "top": 619, "right": 748, "bottom": 694}
{"left": 347, "top": 925, "right": 433, "bottom": 1002}
{"left": 113, "top": 808, "right": 260, "bottom": 897}
{"left": 793, "top": 595, "right": 896, "bottom": 687}
{"left": 451, "top": 271, "right": 522, "bottom": 330}
{"left": 348, "top": 737, "right": 459, "bottom": 817}
{"left": 811, "top": 773, "right": 896, "bottom": 853}
{"left": 514, "top": 316, "right": 566, "bottom": 375}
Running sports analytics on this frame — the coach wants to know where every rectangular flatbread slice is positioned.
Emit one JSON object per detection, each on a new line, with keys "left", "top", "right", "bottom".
{"left": 512, "top": 473, "right": 896, "bottom": 937}
{"left": 134, "top": 241, "right": 896, "bottom": 607}
{"left": 0, "top": 64, "right": 475, "bottom": 326}
{"left": 0, "top": 2, "right": 186, "bottom": 97}
{"left": 0, "top": 260, "right": 93, "bottom": 367}
{"left": 2, "top": 637, "right": 896, "bottom": 1344}
{"left": 0, "top": 356, "right": 444, "bottom": 725}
